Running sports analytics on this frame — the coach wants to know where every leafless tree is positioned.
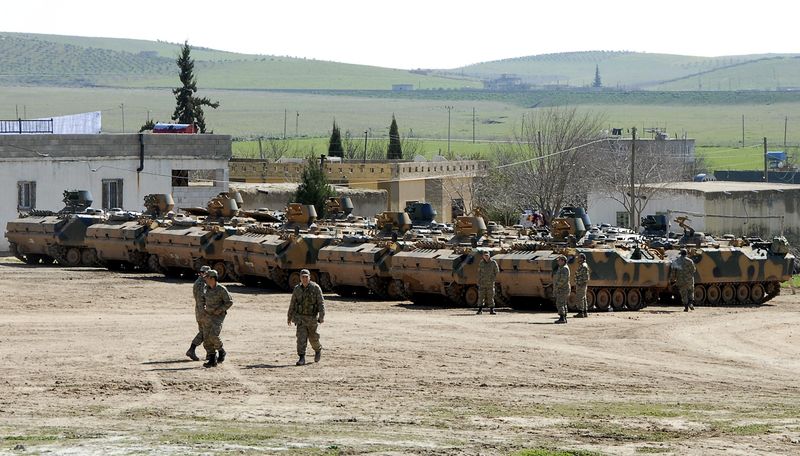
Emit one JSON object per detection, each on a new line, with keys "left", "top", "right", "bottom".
{"left": 264, "top": 138, "right": 289, "bottom": 162}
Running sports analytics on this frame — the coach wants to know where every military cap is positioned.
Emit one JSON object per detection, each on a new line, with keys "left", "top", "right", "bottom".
{"left": 578, "top": 253, "right": 586, "bottom": 260}
{"left": 556, "top": 255, "right": 567, "bottom": 262}
{"left": 300, "top": 269, "right": 311, "bottom": 276}
{"left": 679, "top": 249, "right": 688, "bottom": 256}
{"left": 199, "top": 265, "right": 211, "bottom": 273}
{"left": 206, "top": 269, "right": 219, "bottom": 279}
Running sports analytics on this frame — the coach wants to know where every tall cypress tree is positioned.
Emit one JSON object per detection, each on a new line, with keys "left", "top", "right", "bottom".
{"left": 592, "top": 64, "right": 602, "bottom": 88}
{"left": 172, "top": 41, "right": 220, "bottom": 133}
{"left": 387, "top": 115, "right": 402, "bottom": 159}
{"left": 328, "top": 120, "right": 344, "bottom": 158}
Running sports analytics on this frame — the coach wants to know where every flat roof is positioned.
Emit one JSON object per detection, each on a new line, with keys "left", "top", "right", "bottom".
{"left": 656, "top": 181, "right": 800, "bottom": 193}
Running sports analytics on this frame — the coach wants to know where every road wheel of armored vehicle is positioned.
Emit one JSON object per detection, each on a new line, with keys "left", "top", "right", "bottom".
{"left": 64, "top": 248, "right": 82, "bottom": 267}
{"left": 494, "top": 290, "right": 510, "bottom": 309}
{"left": 705, "top": 285, "right": 721, "bottom": 306}
{"left": 463, "top": 286, "right": 480, "bottom": 307}
{"left": 212, "top": 262, "right": 227, "bottom": 281}
{"left": 319, "top": 273, "right": 334, "bottom": 292}
{"left": 750, "top": 283, "right": 766, "bottom": 304}
{"left": 147, "top": 255, "right": 164, "bottom": 274}
{"left": 567, "top": 292, "right": 578, "bottom": 312}
{"left": 270, "top": 268, "right": 289, "bottom": 290}
{"left": 721, "top": 284, "right": 735, "bottom": 304}
{"left": 586, "top": 289, "right": 595, "bottom": 309}
{"left": 626, "top": 289, "right": 643, "bottom": 311}
{"left": 693, "top": 285, "right": 706, "bottom": 306}
{"left": 288, "top": 271, "right": 302, "bottom": 290}
{"left": 765, "top": 281, "right": 779, "bottom": 298}
{"left": 40, "top": 256, "right": 55, "bottom": 265}
{"left": 387, "top": 280, "right": 405, "bottom": 300}
{"left": 81, "top": 249, "right": 98, "bottom": 266}
{"left": 594, "top": 289, "right": 611, "bottom": 311}
{"left": 23, "top": 254, "right": 41, "bottom": 265}
{"left": 611, "top": 288, "right": 625, "bottom": 310}
{"left": 735, "top": 284, "right": 750, "bottom": 303}
{"left": 446, "top": 283, "right": 463, "bottom": 304}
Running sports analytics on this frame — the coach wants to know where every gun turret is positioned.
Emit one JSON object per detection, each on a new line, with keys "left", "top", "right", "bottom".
{"left": 143, "top": 194, "right": 175, "bottom": 217}
{"left": 376, "top": 211, "right": 412, "bottom": 234}
{"left": 60, "top": 190, "right": 93, "bottom": 214}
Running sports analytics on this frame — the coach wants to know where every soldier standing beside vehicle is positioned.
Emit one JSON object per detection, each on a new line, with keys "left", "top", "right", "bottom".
{"left": 673, "top": 249, "right": 696, "bottom": 312}
{"left": 573, "top": 253, "right": 590, "bottom": 318}
{"left": 201, "top": 269, "right": 233, "bottom": 368}
{"left": 186, "top": 265, "right": 211, "bottom": 361}
{"left": 476, "top": 250, "right": 500, "bottom": 315}
{"left": 287, "top": 269, "right": 325, "bottom": 366}
{"left": 554, "top": 255, "right": 570, "bottom": 324}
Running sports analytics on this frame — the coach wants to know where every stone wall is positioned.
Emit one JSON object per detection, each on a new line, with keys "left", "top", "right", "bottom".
{"left": 231, "top": 183, "right": 388, "bottom": 218}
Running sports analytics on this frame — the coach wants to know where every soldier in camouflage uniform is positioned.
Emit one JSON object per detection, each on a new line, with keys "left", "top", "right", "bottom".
{"left": 287, "top": 269, "right": 325, "bottom": 366}
{"left": 573, "top": 253, "right": 590, "bottom": 318}
{"left": 672, "top": 249, "right": 696, "bottom": 312}
{"left": 186, "top": 265, "right": 211, "bottom": 361}
{"left": 201, "top": 269, "right": 234, "bottom": 368}
{"left": 476, "top": 250, "right": 500, "bottom": 315}
{"left": 553, "top": 255, "right": 570, "bottom": 324}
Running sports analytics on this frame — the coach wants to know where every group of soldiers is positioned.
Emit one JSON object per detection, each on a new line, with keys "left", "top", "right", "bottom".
{"left": 186, "top": 267, "right": 325, "bottom": 368}
{"left": 185, "top": 248, "right": 698, "bottom": 366}
{"left": 476, "top": 248, "right": 697, "bottom": 322}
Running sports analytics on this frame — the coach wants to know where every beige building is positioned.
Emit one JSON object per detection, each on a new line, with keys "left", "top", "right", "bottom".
{"left": 229, "top": 158, "right": 489, "bottom": 223}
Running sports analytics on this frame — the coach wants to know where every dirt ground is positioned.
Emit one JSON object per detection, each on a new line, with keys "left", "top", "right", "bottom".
{"left": 1, "top": 255, "right": 799, "bottom": 456}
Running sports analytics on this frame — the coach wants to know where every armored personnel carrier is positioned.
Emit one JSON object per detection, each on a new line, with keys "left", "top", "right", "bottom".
{"left": 316, "top": 211, "right": 413, "bottom": 298}
{"left": 6, "top": 190, "right": 105, "bottom": 266}
{"left": 146, "top": 192, "right": 251, "bottom": 279}
{"left": 84, "top": 194, "right": 174, "bottom": 271}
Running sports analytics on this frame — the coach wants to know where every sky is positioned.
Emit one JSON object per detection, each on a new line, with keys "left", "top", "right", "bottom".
{"left": 1, "top": 0, "right": 798, "bottom": 69}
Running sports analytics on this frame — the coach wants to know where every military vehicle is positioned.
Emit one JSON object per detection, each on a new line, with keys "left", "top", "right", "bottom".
{"left": 6, "top": 190, "right": 105, "bottom": 266}
{"left": 317, "top": 211, "right": 413, "bottom": 298}
{"left": 222, "top": 203, "right": 336, "bottom": 289}
{"left": 146, "top": 192, "right": 251, "bottom": 279}
{"left": 404, "top": 201, "right": 437, "bottom": 227}
{"left": 323, "top": 196, "right": 355, "bottom": 220}
{"left": 84, "top": 194, "right": 174, "bottom": 271}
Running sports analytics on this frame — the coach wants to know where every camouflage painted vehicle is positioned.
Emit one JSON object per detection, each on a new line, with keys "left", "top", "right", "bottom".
{"left": 84, "top": 194, "right": 174, "bottom": 271}
{"left": 222, "top": 203, "right": 336, "bottom": 290}
{"left": 146, "top": 192, "right": 252, "bottom": 279}
{"left": 388, "top": 216, "right": 502, "bottom": 305}
{"left": 666, "top": 236, "right": 794, "bottom": 306}
{"left": 316, "top": 211, "right": 413, "bottom": 299}
{"left": 6, "top": 190, "right": 105, "bottom": 266}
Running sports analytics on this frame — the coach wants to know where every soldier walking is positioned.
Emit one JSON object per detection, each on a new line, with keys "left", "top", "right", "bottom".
{"left": 287, "top": 269, "right": 325, "bottom": 366}
{"left": 476, "top": 250, "right": 500, "bottom": 315}
{"left": 673, "top": 249, "right": 696, "bottom": 312}
{"left": 186, "top": 265, "right": 211, "bottom": 361}
{"left": 553, "top": 255, "right": 570, "bottom": 324}
{"left": 573, "top": 253, "right": 590, "bottom": 318}
{"left": 201, "top": 269, "right": 233, "bottom": 368}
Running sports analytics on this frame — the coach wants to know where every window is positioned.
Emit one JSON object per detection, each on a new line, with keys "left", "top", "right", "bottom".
{"left": 616, "top": 211, "right": 630, "bottom": 228}
{"left": 172, "top": 169, "right": 189, "bottom": 187}
{"left": 102, "top": 179, "right": 124, "bottom": 210}
{"left": 17, "top": 181, "right": 36, "bottom": 210}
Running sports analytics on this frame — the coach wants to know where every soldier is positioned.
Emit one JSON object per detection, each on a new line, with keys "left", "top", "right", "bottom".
{"left": 201, "top": 269, "right": 234, "bottom": 368}
{"left": 287, "top": 269, "right": 325, "bottom": 366}
{"left": 573, "top": 253, "right": 590, "bottom": 318}
{"left": 185, "top": 265, "right": 211, "bottom": 361}
{"left": 673, "top": 249, "right": 696, "bottom": 312}
{"left": 476, "top": 250, "right": 500, "bottom": 315}
{"left": 553, "top": 255, "right": 570, "bottom": 324}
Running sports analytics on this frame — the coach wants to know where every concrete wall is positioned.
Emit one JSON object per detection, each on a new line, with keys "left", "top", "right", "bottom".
{"left": 1, "top": 134, "right": 231, "bottom": 251}
{"left": 588, "top": 190, "right": 705, "bottom": 230}
{"left": 231, "top": 183, "right": 388, "bottom": 218}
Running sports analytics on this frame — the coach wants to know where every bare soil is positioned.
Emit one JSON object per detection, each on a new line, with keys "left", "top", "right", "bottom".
{"left": 1, "top": 255, "right": 799, "bottom": 455}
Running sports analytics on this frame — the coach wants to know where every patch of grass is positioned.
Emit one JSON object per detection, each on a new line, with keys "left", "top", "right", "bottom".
{"left": 709, "top": 421, "right": 773, "bottom": 436}
{"left": 176, "top": 430, "right": 278, "bottom": 445}
{"left": 781, "top": 275, "right": 800, "bottom": 288}
{"left": 568, "top": 421, "right": 688, "bottom": 443}
{"left": 514, "top": 449, "right": 603, "bottom": 456}
{"left": 3, "top": 435, "right": 60, "bottom": 442}
{"left": 636, "top": 446, "right": 672, "bottom": 454}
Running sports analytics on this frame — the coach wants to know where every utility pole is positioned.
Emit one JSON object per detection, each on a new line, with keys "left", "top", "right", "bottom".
{"left": 741, "top": 115, "right": 745, "bottom": 148}
{"left": 146, "top": 110, "right": 151, "bottom": 123}
{"left": 784, "top": 116, "right": 788, "bottom": 149}
{"left": 120, "top": 103, "right": 125, "bottom": 133}
{"left": 472, "top": 107, "right": 476, "bottom": 144}
{"left": 763, "top": 137, "right": 768, "bottom": 182}
{"left": 258, "top": 137, "right": 264, "bottom": 160}
{"left": 630, "top": 127, "right": 637, "bottom": 231}
{"left": 283, "top": 109, "right": 287, "bottom": 139}
{"left": 363, "top": 130, "right": 368, "bottom": 164}
{"left": 446, "top": 106, "right": 452, "bottom": 156}
{"left": 295, "top": 111, "right": 299, "bottom": 137}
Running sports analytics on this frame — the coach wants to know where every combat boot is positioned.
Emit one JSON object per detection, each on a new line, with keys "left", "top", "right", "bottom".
{"left": 684, "top": 306, "right": 689, "bottom": 312}
{"left": 296, "top": 355, "right": 306, "bottom": 366}
{"left": 554, "top": 316, "right": 566, "bottom": 324}
{"left": 185, "top": 344, "right": 200, "bottom": 361}
{"left": 689, "top": 301, "right": 695, "bottom": 311}
{"left": 583, "top": 311, "right": 589, "bottom": 318}
{"left": 203, "top": 352, "right": 217, "bottom": 368}
{"left": 489, "top": 308, "right": 496, "bottom": 315}
{"left": 573, "top": 312, "right": 585, "bottom": 318}
{"left": 314, "top": 349, "right": 322, "bottom": 363}
{"left": 476, "top": 307, "right": 483, "bottom": 315}
{"left": 217, "top": 347, "right": 226, "bottom": 363}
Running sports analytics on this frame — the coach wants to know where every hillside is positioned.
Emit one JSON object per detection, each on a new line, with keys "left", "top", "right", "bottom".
{"left": 447, "top": 51, "right": 800, "bottom": 90}
{"left": 0, "top": 32, "right": 480, "bottom": 90}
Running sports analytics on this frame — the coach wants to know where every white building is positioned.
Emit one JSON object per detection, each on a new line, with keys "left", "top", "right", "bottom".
{"left": 588, "top": 181, "right": 800, "bottom": 245}
{"left": 1, "top": 133, "right": 231, "bottom": 251}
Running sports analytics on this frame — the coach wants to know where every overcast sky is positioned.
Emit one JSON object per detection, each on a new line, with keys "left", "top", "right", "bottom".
{"left": 1, "top": 0, "right": 797, "bottom": 69}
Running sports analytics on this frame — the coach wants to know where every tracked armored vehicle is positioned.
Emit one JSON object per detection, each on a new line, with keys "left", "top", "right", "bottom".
{"left": 84, "top": 194, "right": 174, "bottom": 271}
{"left": 146, "top": 192, "right": 253, "bottom": 279}
{"left": 317, "top": 211, "right": 413, "bottom": 299}
{"left": 6, "top": 190, "right": 105, "bottom": 266}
